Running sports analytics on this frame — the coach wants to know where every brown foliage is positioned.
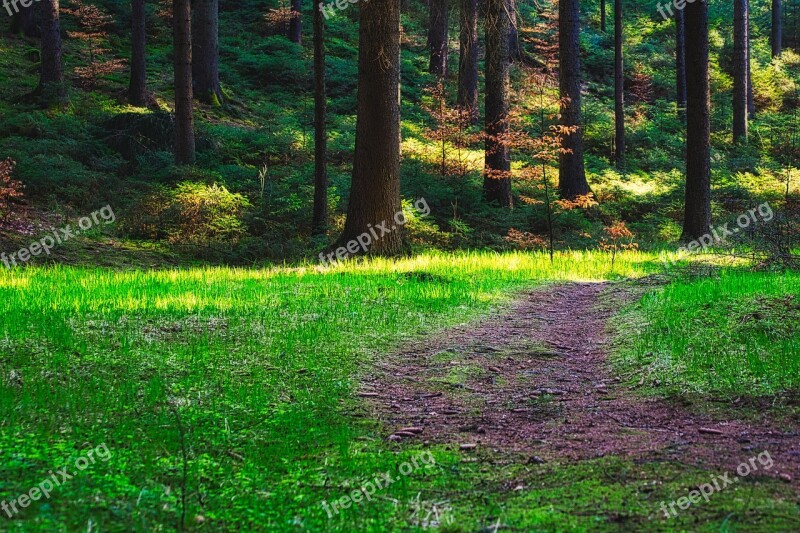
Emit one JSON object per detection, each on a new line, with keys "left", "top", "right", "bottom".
{"left": 63, "top": 0, "right": 126, "bottom": 89}
{"left": 0, "top": 158, "right": 24, "bottom": 228}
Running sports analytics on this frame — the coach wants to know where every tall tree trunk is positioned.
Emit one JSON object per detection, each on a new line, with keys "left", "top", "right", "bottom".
{"left": 745, "top": 0, "right": 754, "bottom": 118}
{"left": 682, "top": 0, "right": 711, "bottom": 240}
{"left": 558, "top": 0, "right": 590, "bottom": 199}
{"left": 129, "top": 0, "right": 147, "bottom": 106}
{"left": 772, "top": 0, "right": 782, "bottom": 57}
{"left": 192, "top": 0, "right": 223, "bottom": 105}
{"left": 747, "top": 17, "right": 755, "bottom": 119}
{"left": 675, "top": 9, "right": 687, "bottom": 119}
{"left": 733, "top": 0, "right": 748, "bottom": 143}
{"left": 312, "top": 0, "right": 328, "bottom": 236}
{"left": 288, "top": 0, "right": 302, "bottom": 44}
{"left": 509, "top": 0, "right": 521, "bottom": 61}
{"left": 429, "top": 0, "right": 449, "bottom": 77}
{"left": 38, "top": 0, "right": 63, "bottom": 90}
{"left": 335, "top": 0, "right": 402, "bottom": 255}
{"left": 483, "top": 0, "right": 512, "bottom": 207}
{"left": 458, "top": 0, "right": 479, "bottom": 121}
{"left": 11, "top": 5, "right": 38, "bottom": 37}
{"left": 174, "top": 0, "right": 196, "bottom": 165}
{"left": 600, "top": 0, "right": 606, "bottom": 32}
{"left": 614, "top": 0, "right": 624, "bottom": 167}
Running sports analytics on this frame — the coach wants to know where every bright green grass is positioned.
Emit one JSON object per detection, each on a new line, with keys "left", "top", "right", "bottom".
{"left": 617, "top": 269, "right": 800, "bottom": 395}
{"left": 1, "top": 252, "right": 796, "bottom": 531}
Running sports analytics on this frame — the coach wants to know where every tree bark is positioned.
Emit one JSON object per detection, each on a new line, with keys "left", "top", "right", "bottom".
{"left": 733, "top": 0, "right": 748, "bottom": 143}
{"left": 458, "top": 0, "right": 479, "bottom": 121}
{"left": 772, "top": 0, "right": 782, "bottom": 58}
{"left": 38, "top": 0, "right": 63, "bottom": 88}
{"left": 558, "top": 0, "right": 590, "bottom": 199}
{"left": 483, "top": 0, "right": 512, "bottom": 207}
{"left": 192, "top": 0, "right": 223, "bottom": 105}
{"left": 600, "top": 0, "right": 606, "bottom": 32}
{"left": 129, "top": 0, "right": 148, "bottom": 106}
{"left": 174, "top": 0, "right": 196, "bottom": 165}
{"left": 312, "top": 0, "right": 328, "bottom": 236}
{"left": 11, "top": 5, "right": 38, "bottom": 37}
{"left": 428, "top": 0, "right": 449, "bottom": 77}
{"left": 614, "top": 0, "right": 624, "bottom": 167}
{"left": 675, "top": 8, "right": 687, "bottom": 119}
{"left": 288, "top": 0, "right": 302, "bottom": 44}
{"left": 335, "top": 0, "right": 402, "bottom": 255}
{"left": 509, "top": 0, "right": 521, "bottom": 61}
{"left": 747, "top": 1, "right": 755, "bottom": 119}
{"left": 682, "top": 0, "right": 711, "bottom": 240}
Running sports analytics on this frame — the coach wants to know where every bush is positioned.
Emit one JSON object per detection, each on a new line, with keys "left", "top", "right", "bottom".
{"left": 125, "top": 182, "right": 250, "bottom": 246}
{"left": 0, "top": 158, "right": 24, "bottom": 227}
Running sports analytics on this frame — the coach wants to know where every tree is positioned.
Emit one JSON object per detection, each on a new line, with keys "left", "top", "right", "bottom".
{"left": 747, "top": 12, "right": 754, "bottom": 120}
{"left": 288, "top": 0, "right": 301, "bottom": 44}
{"left": 772, "top": 0, "right": 782, "bottom": 57}
{"left": 11, "top": 5, "right": 38, "bottom": 37}
{"left": 457, "top": 0, "right": 479, "bottom": 121}
{"left": 38, "top": 0, "right": 64, "bottom": 94}
{"left": 614, "top": 0, "right": 624, "bottom": 167}
{"left": 174, "top": 0, "right": 195, "bottom": 165}
{"left": 733, "top": 0, "right": 748, "bottom": 143}
{"left": 676, "top": 9, "right": 686, "bottom": 118}
{"left": 334, "top": 0, "right": 402, "bottom": 255}
{"left": 483, "top": 0, "right": 513, "bottom": 207}
{"left": 558, "top": 0, "right": 590, "bottom": 199}
{"left": 129, "top": 0, "right": 148, "bottom": 106}
{"left": 193, "top": 0, "right": 223, "bottom": 105}
{"left": 682, "top": 0, "right": 711, "bottom": 239}
{"left": 312, "top": 0, "right": 328, "bottom": 235}
{"left": 429, "top": 0, "right": 449, "bottom": 77}
{"left": 600, "top": 0, "right": 606, "bottom": 33}
{"left": 509, "top": 0, "right": 521, "bottom": 62}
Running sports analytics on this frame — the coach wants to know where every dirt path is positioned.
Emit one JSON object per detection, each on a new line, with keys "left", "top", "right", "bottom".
{"left": 363, "top": 282, "right": 799, "bottom": 483}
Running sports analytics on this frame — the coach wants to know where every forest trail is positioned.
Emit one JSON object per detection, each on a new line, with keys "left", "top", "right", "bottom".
{"left": 363, "top": 282, "right": 799, "bottom": 482}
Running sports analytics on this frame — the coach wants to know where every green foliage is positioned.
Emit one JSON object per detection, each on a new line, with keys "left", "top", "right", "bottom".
{"left": 125, "top": 182, "right": 250, "bottom": 248}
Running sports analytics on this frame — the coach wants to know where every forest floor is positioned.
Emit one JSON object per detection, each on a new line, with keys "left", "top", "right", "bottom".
{"left": 364, "top": 281, "right": 800, "bottom": 485}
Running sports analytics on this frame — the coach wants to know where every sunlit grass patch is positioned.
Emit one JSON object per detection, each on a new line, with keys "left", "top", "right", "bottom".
{"left": 0, "top": 250, "right": 654, "bottom": 529}
{"left": 615, "top": 269, "right": 800, "bottom": 394}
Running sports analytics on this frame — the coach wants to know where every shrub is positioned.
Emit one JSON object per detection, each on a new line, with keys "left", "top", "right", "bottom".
{"left": 125, "top": 182, "right": 250, "bottom": 246}
{"left": 0, "top": 158, "right": 24, "bottom": 227}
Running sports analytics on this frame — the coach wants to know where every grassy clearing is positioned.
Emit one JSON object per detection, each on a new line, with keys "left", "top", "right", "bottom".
{"left": 0, "top": 251, "right": 655, "bottom": 530}
{"left": 616, "top": 269, "right": 800, "bottom": 395}
{"left": 1, "top": 252, "right": 796, "bottom": 531}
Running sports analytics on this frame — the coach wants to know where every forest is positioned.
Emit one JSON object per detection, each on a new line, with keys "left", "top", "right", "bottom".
{"left": 0, "top": 0, "right": 798, "bottom": 530}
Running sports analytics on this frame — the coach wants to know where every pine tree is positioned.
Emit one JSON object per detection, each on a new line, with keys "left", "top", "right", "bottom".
{"left": 682, "top": 0, "right": 711, "bottom": 239}
{"left": 174, "top": 0, "right": 196, "bottom": 164}
{"left": 483, "top": 0, "right": 513, "bottom": 207}
{"left": 193, "top": 0, "right": 223, "bottom": 105}
{"left": 334, "top": 0, "right": 403, "bottom": 255}
{"left": 558, "top": 0, "right": 590, "bottom": 199}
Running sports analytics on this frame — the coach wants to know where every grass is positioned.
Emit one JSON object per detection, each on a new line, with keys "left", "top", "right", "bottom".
{"left": 0, "top": 251, "right": 797, "bottom": 531}
{"left": 0, "top": 251, "right": 651, "bottom": 530}
{"left": 616, "top": 269, "right": 800, "bottom": 395}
